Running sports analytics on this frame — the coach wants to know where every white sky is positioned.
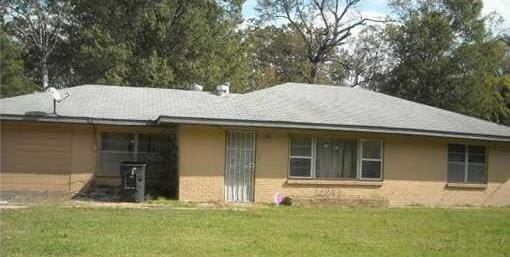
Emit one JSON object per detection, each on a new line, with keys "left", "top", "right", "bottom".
{"left": 482, "top": 0, "right": 510, "bottom": 31}
{"left": 242, "top": 0, "right": 510, "bottom": 29}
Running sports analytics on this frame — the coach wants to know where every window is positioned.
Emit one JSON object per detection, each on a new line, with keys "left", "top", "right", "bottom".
{"left": 360, "top": 140, "right": 383, "bottom": 180}
{"left": 98, "top": 133, "right": 135, "bottom": 175}
{"left": 98, "top": 132, "right": 174, "bottom": 176}
{"left": 289, "top": 137, "right": 312, "bottom": 177}
{"left": 316, "top": 139, "right": 357, "bottom": 179}
{"left": 137, "top": 134, "right": 174, "bottom": 172}
{"left": 101, "top": 133, "right": 135, "bottom": 152}
{"left": 138, "top": 134, "right": 171, "bottom": 153}
{"left": 289, "top": 137, "right": 383, "bottom": 180}
{"left": 448, "top": 144, "right": 486, "bottom": 184}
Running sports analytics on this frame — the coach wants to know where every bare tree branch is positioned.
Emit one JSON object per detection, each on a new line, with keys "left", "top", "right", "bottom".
{"left": 257, "top": 0, "right": 387, "bottom": 83}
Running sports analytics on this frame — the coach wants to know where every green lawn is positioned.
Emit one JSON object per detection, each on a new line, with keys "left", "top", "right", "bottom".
{"left": 1, "top": 205, "right": 509, "bottom": 257}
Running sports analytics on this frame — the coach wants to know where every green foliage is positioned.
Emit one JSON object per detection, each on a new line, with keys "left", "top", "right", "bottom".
{"left": 244, "top": 26, "right": 311, "bottom": 90}
{"left": 379, "top": 0, "right": 510, "bottom": 124}
{"left": 382, "top": 9, "right": 459, "bottom": 109}
{"left": 471, "top": 75, "right": 510, "bottom": 123}
{"left": 2, "top": 0, "right": 510, "bottom": 126}
{"left": 67, "top": 0, "right": 249, "bottom": 92}
{"left": 455, "top": 39, "right": 510, "bottom": 123}
{"left": 0, "top": 31, "right": 37, "bottom": 97}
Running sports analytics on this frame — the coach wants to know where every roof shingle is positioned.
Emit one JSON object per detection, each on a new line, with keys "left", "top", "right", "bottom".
{"left": 2, "top": 83, "right": 510, "bottom": 141}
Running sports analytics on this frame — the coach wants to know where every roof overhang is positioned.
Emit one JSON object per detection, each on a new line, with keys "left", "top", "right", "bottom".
{"left": 157, "top": 115, "right": 510, "bottom": 143}
{"left": 2, "top": 113, "right": 509, "bottom": 142}
{"left": 0, "top": 114, "right": 154, "bottom": 126}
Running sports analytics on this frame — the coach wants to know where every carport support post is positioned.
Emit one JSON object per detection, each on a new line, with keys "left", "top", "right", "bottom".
{"left": 134, "top": 133, "right": 139, "bottom": 161}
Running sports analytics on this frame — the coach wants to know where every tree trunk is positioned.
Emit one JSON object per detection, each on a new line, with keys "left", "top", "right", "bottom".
{"left": 41, "top": 58, "right": 49, "bottom": 90}
{"left": 310, "top": 61, "right": 319, "bottom": 84}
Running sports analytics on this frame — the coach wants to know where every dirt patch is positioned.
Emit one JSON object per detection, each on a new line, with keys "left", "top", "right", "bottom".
{"left": 0, "top": 205, "right": 29, "bottom": 210}
{"left": 292, "top": 196, "right": 389, "bottom": 208}
{"left": 64, "top": 200, "right": 255, "bottom": 210}
{"left": 0, "top": 191, "right": 73, "bottom": 204}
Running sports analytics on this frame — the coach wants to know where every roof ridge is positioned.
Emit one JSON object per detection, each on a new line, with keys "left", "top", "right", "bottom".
{"left": 67, "top": 84, "right": 244, "bottom": 96}
{"left": 284, "top": 82, "right": 351, "bottom": 88}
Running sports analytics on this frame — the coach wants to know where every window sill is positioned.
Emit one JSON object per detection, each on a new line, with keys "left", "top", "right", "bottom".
{"left": 286, "top": 179, "right": 383, "bottom": 187}
{"left": 446, "top": 183, "right": 487, "bottom": 189}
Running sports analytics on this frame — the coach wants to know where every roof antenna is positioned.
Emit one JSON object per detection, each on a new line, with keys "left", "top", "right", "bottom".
{"left": 48, "top": 87, "right": 70, "bottom": 115}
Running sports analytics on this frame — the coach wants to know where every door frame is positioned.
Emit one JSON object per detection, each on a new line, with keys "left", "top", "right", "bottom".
{"left": 224, "top": 130, "right": 257, "bottom": 202}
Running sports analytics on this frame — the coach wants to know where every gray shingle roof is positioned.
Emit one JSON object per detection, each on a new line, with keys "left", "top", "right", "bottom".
{"left": 0, "top": 85, "right": 226, "bottom": 122}
{"left": 2, "top": 83, "right": 510, "bottom": 141}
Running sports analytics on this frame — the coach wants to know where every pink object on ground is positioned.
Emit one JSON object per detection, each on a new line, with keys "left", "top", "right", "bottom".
{"left": 274, "top": 193, "right": 283, "bottom": 205}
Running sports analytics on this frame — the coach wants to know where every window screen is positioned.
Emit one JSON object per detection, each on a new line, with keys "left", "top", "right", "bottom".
{"left": 448, "top": 144, "right": 486, "bottom": 184}
{"left": 289, "top": 138, "right": 312, "bottom": 177}
{"left": 99, "top": 133, "right": 176, "bottom": 175}
{"left": 360, "top": 140, "right": 383, "bottom": 179}
{"left": 98, "top": 133, "right": 135, "bottom": 175}
{"left": 137, "top": 134, "right": 174, "bottom": 175}
{"left": 101, "top": 133, "right": 134, "bottom": 152}
{"left": 447, "top": 144, "right": 466, "bottom": 182}
{"left": 138, "top": 134, "right": 171, "bottom": 153}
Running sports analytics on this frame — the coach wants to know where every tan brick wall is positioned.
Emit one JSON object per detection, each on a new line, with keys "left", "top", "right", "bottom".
{"left": 69, "top": 125, "right": 97, "bottom": 193}
{"left": 178, "top": 125, "right": 510, "bottom": 206}
{"left": 0, "top": 121, "right": 97, "bottom": 193}
{"left": 253, "top": 128, "right": 510, "bottom": 207}
{"left": 178, "top": 125, "right": 225, "bottom": 202}
{"left": 4, "top": 121, "right": 509, "bottom": 207}
{"left": 0, "top": 122, "right": 176, "bottom": 193}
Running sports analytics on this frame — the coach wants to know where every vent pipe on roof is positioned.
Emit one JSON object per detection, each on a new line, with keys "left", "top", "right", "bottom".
{"left": 216, "top": 82, "right": 230, "bottom": 96}
{"left": 191, "top": 83, "right": 203, "bottom": 91}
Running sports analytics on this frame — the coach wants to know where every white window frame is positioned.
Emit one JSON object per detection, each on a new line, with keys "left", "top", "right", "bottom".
{"left": 288, "top": 137, "right": 315, "bottom": 179}
{"left": 288, "top": 137, "right": 383, "bottom": 181}
{"left": 358, "top": 139, "right": 384, "bottom": 181}
{"left": 448, "top": 144, "right": 486, "bottom": 184}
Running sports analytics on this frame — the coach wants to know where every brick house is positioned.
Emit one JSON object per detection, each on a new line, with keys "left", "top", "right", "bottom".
{"left": 1, "top": 83, "right": 509, "bottom": 206}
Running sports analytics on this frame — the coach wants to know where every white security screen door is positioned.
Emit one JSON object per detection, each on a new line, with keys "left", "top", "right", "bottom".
{"left": 225, "top": 131, "right": 256, "bottom": 202}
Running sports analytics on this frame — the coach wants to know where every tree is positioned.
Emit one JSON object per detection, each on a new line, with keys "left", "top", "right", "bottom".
{"left": 67, "top": 0, "right": 250, "bottom": 92}
{"left": 0, "top": 27, "right": 37, "bottom": 97}
{"left": 4, "top": 0, "right": 71, "bottom": 90}
{"left": 378, "top": 0, "right": 510, "bottom": 123}
{"left": 330, "top": 24, "right": 393, "bottom": 88}
{"left": 244, "top": 25, "right": 311, "bottom": 90}
{"left": 463, "top": 38, "right": 510, "bottom": 124}
{"left": 257, "top": 0, "right": 383, "bottom": 83}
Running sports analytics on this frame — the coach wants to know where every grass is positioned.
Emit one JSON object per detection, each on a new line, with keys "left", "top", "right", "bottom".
{"left": 1, "top": 205, "right": 509, "bottom": 257}
{"left": 145, "top": 197, "right": 192, "bottom": 207}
